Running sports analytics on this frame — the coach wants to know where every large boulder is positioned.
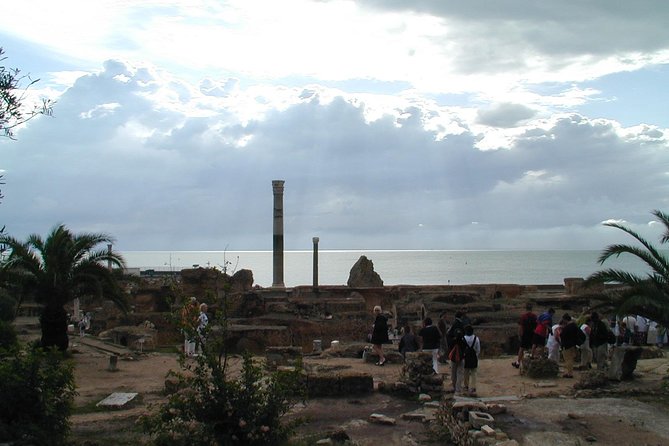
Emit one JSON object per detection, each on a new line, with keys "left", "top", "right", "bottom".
{"left": 347, "top": 256, "right": 384, "bottom": 287}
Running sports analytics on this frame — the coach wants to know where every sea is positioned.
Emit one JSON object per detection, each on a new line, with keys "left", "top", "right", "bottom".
{"left": 120, "top": 250, "right": 655, "bottom": 288}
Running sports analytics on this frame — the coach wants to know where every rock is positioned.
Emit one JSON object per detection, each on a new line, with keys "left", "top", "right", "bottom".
{"left": 231, "top": 269, "right": 254, "bottom": 292}
{"left": 418, "top": 393, "right": 432, "bottom": 402}
{"left": 609, "top": 346, "right": 643, "bottom": 380}
{"left": 485, "top": 403, "right": 507, "bottom": 415}
{"left": 481, "top": 424, "right": 496, "bottom": 436}
{"left": 523, "top": 357, "right": 559, "bottom": 379}
{"left": 369, "top": 413, "right": 396, "bottom": 425}
{"left": 469, "top": 411, "right": 495, "bottom": 429}
{"left": 347, "top": 256, "right": 384, "bottom": 287}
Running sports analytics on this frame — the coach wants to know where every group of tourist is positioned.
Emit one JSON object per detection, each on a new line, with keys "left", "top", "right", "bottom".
{"left": 511, "top": 304, "right": 667, "bottom": 378}
{"left": 371, "top": 306, "right": 481, "bottom": 396}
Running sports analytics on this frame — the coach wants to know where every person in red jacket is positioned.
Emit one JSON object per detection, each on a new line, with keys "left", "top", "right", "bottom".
{"left": 531, "top": 308, "right": 555, "bottom": 358}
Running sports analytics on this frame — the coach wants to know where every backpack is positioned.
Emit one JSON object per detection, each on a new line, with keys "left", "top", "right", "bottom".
{"left": 464, "top": 336, "right": 478, "bottom": 369}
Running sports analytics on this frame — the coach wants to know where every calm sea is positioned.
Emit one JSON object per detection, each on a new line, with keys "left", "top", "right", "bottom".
{"left": 120, "top": 250, "right": 654, "bottom": 288}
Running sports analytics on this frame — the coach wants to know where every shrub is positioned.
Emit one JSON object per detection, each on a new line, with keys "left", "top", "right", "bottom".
{"left": 0, "top": 347, "right": 76, "bottom": 445}
{"left": 141, "top": 351, "right": 305, "bottom": 446}
{"left": 141, "top": 298, "right": 306, "bottom": 445}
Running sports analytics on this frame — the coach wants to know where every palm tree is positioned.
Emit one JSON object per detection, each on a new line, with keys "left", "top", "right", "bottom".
{"left": 0, "top": 224, "right": 128, "bottom": 350}
{"left": 585, "top": 210, "right": 669, "bottom": 328}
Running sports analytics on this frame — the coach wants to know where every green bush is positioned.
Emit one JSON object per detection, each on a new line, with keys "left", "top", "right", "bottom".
{"left": 141, "top": 299, "right": 306, "bottom": 445}
{"left": 0, "top": 347, "right": 76, "bottom": 445}
{"left": 141, "top": 351, "right": 305, "bottom": 446}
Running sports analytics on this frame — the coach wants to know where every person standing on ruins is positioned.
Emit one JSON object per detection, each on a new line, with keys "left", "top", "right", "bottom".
{"left": 531, "top": 307, "right": 555, "bottom": 358}
{"left": 419, "top": 317, "right": 442, "bottom": 373}
{"left": 512, "top": 303, "right": 537, "bottom": 369}
{"left": 370, "top": 305, "right": 389, "bottom": 366}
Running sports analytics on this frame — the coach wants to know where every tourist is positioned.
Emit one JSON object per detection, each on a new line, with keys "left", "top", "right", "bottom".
{"left": 370, "top": 305, "right": 389, "bottom": 366}
{"left": 546, "top": 319, "right": 564, "bottom": 363}
{"left": 559, "top": 314, "right": 582, "bottom": 378}
{"left": 620, "top": 321, "right": 631, "bottom": 345}
{"left": 579, "top": 317, "right": 593, "bottom": 369}
{"left": 512, "top": 303, "right": 537, "bottom": 369}
{"left": 419, "top": 317, "right": 442, "bottom": 373}
{"left": 622, "top": 315, "right": 637, "bottom": 344}
{"left": 399, "top": 324, "right": 419, "bottom": 357}
{"left": 531, "top": 308, "right": 555, "bottom": 358}
{"left": 590, "top": 311, "right": 611, "bottom": 370}
{"left": 196, "top": 303, "right": 209, "bottom": 353}
{"left": 657, "top": 323, "right": 667, "bottom": 348}
{"left": 463, "top": 325, "right": 481, "bottom": 397}
{"left": 636, "top": 315, "right": 649, "bottom": 345}
{"left": 438, "top": 311, "right": 450, "bottom": 362}
{"left": 446, "top": 311, "right": 466, "bottom": 393}
{"left": 181, "top": 297, "right": 198, "bottom": 356}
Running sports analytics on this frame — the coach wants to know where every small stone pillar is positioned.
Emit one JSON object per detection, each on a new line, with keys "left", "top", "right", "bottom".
{"left": 272, "top": 180, "right": 285, "bottom": 289}
{"left": 312, "top": 236, "right": 319, "bottom": 292}
{"left": 108, "top": 355, "right": 118, "bottom": 372}
{"left": 313, "top": 339, "right": 322, "bottom": 353}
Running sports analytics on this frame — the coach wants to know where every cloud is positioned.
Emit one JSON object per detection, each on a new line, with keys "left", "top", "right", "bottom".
{"left": 2, "top": 59, "right": 668, "bottom": 251}
{"left": 477, "top": 103, "right": 537, "bottom": 128}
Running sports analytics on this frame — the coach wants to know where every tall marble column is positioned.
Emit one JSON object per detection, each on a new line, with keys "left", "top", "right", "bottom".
{"left": 272, "top": 180, "right": 285, "bottom": 288}
{"left": 312, "top": 237, "right": 319, "bottom": 292}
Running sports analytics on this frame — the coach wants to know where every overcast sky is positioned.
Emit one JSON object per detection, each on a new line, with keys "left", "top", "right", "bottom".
{"left": 1, "top": 0, "right": 668, "bottom": 252}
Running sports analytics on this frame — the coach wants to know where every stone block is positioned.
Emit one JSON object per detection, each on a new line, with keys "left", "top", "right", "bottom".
{"left": 608, "top": 346, "right": 643, "bottom": 380}
{"left": 481, "top": 424, "right": 495, "bottom": 436}
{"left": 469, "top": 411, "right": 495, "bottom": 429}
{"left": 369, "top": 413, "right": 396, "bottom": 425}
{"left": 96, "top": 392, "right": 138, "bottom": 409}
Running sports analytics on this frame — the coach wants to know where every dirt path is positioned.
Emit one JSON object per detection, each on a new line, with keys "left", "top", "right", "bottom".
{"left": 67, "top": 337, "right": 669, "bottom": 445}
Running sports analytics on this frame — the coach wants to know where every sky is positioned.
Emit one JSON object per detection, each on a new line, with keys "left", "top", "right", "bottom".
{"left": 1, "top": 0, "right": 668, "bottom": 253}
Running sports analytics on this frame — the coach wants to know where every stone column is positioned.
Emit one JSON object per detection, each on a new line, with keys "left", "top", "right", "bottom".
{"left": 312, "top": 237, "right": 319, "bottom": 292}
{"left": 272, "top": 180, "right": 285, "bottom": 288}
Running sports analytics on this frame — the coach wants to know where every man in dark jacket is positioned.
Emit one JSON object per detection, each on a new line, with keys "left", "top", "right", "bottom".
{"left": 559, "top": 313, "right": 581, "bottom": 378}
{"left": 590, "top": 311, "right": 611, "bottom": 370}
{"left": 446, "top": 312, "right": 466, "bottom": 393}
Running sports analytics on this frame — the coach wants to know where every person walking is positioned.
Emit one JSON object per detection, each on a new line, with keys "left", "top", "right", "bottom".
{"left": 463, "top": 325, "right": 481, "bottom": 397}
{"left": 370, "top": 305, "right": 389, "bottom": 366}
{"left": 513, "top": 303, "right": 536, "bottom": 369}
{"left": 418, "top": 317, "right": 442, "bottom": 373}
